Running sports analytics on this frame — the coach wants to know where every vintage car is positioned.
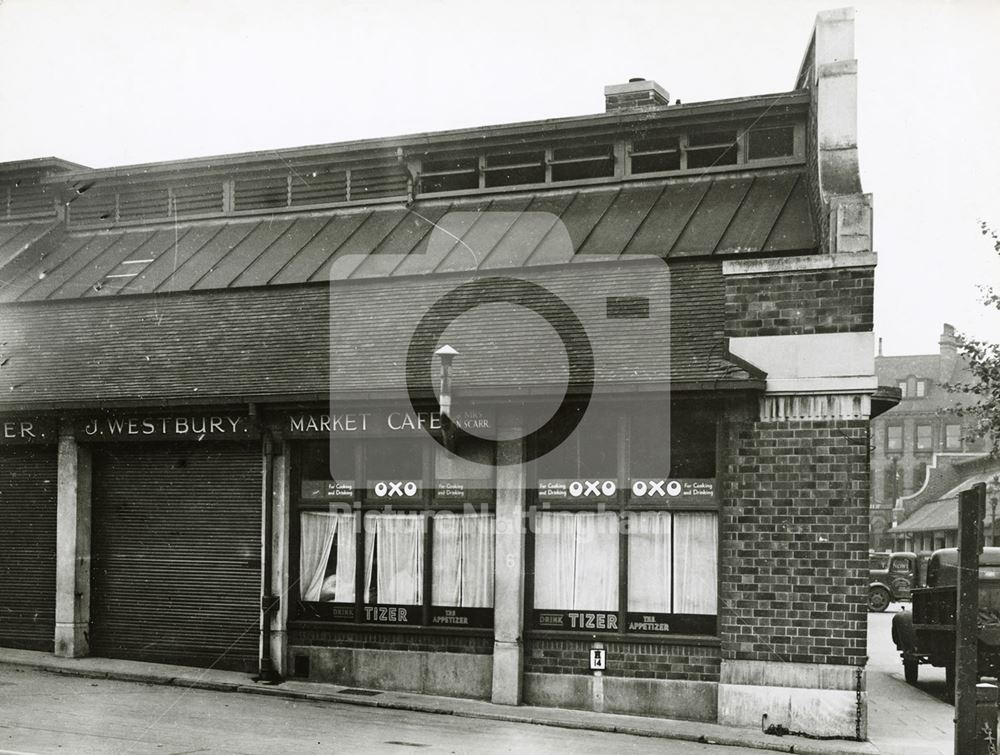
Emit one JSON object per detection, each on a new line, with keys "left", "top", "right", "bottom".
{"left": 869, "top": 550, "right": 917, "bottom": 611}
{"left": 891, "top": 547, "right": 1000, "bottom": 690}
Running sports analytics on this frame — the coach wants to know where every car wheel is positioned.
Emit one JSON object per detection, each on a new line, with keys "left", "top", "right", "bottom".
{"left": 903, "top": 655, "right": 918, "bottom": 684}
{"left": 869, "top": 587, "right": 890, "bottom": 612}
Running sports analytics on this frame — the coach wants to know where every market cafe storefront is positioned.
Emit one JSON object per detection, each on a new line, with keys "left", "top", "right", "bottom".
{"left": 271, "top": 397, "right": 722, "bottom": 707}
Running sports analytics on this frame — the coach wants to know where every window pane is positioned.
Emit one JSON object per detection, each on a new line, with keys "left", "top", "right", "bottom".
{"left": 916, "top": 425, "right": 932, "bottom": 450}
{"left": 747, "top": 126, "right": 794, "bottom": 160}
{"left": 536, "top": 404, "right": 617, "bottom": 479}
{"left": 364, "top": 512, "right": 424, "bottom": 604}
{"left": 946, "top": 424, "right": 962, "bottom": 449}
{"left": 534, "top": 512, "right": 618, "bottom": 611}
{"left": 898, "top": 382, "right": 907, "bottom": 398}
{"left": 627, "top": 511, "right": 671, "bottom": 612}
{"left": 673, "top": 513, "right": 717, "bottom": 614}
{"left": 300, "top": 511, "right": 356, "bottom": 602}
{"left": 365, "top": 439, "right": 424, "bottom": 480}
{"left": 916, "top": 381, "right": 926, "bottom": 397}
{"left": 432, "top": 513, "right": 494, "bottom": 608}
{"left": 887, "top": 426, "right": 902, "bottom": 451}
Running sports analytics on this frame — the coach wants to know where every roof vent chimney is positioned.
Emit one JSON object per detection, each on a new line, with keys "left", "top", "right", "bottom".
{"left": 604, "top": 78, "right": 670, "bottom": 113}
{"left": 939, "top": 323, "right": 958, "bottom": 382}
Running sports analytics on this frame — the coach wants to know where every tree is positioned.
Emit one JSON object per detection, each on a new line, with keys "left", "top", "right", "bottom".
{"left": 946, "top": 221, "right": 1000, "bottom": 456}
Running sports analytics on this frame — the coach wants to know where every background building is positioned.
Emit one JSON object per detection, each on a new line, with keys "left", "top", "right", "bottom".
{"left": 0, "top": 9, "right": 879, "bottom": 740}
{"left": 869, "top": 323, "right": 989, "bottom": 550}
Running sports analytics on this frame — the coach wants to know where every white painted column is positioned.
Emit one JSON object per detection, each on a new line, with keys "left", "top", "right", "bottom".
{"left": 269, "top": 443, "right": 291, "bottom": 676}
{"left": 55, "top": 425, "right": 91, "bottom": 658}
{"left": 491, "top": 418, "right": 525, "bottom": 705}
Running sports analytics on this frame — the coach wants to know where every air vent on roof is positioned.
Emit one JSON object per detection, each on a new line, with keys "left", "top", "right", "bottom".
{"left": 420, "top": 157, "right": 478, "bottom": 193}
{"left": 686, "top": 130, "right": 738, "bottom": 169}
{"left": 747, "top": 125, "right": 795, "bottom": 160}
{"left": 550, "top": 143, "right": 615, "bottom": 181}
{"left": 119, "top": 187, "right": 169, "bottom": 222}
{"left": 234, "top": 173, "right": 288, "bottom": 211}
{"left": 172, "top": 180, "right": 225, "bottom": 216}
{"left": 4, "top": 181, "right": 56, "bottom": 218}
{"left": 484, "top": 150, "right": 545, "bottom": 187}
{"left": 68, "top": 187, "right": 117, "bottom": 223}
{"left": 630, "top": 134, "right": 681, "bottom": 174}
{"left": 290, "top": 166, "right": 348, "bottom": 206}
{"left": 350, "top": 164, "right": 408, "bottom": 200}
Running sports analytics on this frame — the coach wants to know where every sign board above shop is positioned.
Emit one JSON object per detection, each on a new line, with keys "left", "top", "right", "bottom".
{"left": 0, "top": 416, "right": 58, "bottom": 445}
{"left": 75, "top": 414, "right": 258, "bottom": 442}
{"left": 282, "top": 408, "right": 493, "bottom": 439}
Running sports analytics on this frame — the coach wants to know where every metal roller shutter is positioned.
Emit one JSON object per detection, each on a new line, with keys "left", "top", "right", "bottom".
{"left": 0, "top": 447, "right": 57, "bottom": 651}
{"left": 91, "top": 442, "right": 262, "bottom": 671}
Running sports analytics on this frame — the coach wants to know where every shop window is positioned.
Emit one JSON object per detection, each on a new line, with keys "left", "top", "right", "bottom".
{"left": 534, "top": 511, "right": 619, "bottom": 612}
{"left": 886, "top": 426, "right": 903, "bottom": 452}
{"left": 432, "top": 512, "right": 495, "bottom": 608}
{"left": 627, "top": 511, "right": 717, "bottom": 614}
{"left": 293, "top": 424, "right": 495, "bottom": 628}
{"left": 300, "top": 511, "right": 356, "bottom": 603}
{"left": 536, "top": 403, "right": 618, "bottom": 479}
{"left": 364, "top": 512, "right": 424, "bottom": 606}
{"left": 747, "top": 125, "right": 795, "bottom": 160}
{"left": 629, "top": 404, "right": 716, "bottom": 478}
{"left": 945, "top": 424, "right": 962, "bottom": 450}
{"left": 916, "top": 425, "right": 933, "bottom": 452}
{"left": 530, "top": 402, "right": 718, "bottom": 637}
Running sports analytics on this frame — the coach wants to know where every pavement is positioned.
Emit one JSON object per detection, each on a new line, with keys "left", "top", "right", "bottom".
{"left": 0, "top": 647, "right": 878, "bottom": 755}
{"left": 866, "top": 604, "right": 955, "bottom": 755}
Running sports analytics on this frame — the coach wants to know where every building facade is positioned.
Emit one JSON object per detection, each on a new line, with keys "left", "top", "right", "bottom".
{"left": 0, "top": 9, "right": 878, "bottom": 739}
{"left": 869, "top": 324, "right": 989, "bottom": 550}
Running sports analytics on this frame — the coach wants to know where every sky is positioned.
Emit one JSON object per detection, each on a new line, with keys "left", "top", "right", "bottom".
{"left": 0, "top": 0, "right": 997, "bottom": 356}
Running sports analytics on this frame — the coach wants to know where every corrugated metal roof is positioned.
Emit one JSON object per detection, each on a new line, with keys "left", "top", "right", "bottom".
{"left": 0, "top": 172, "right": 815, "bottom": 303}
{"left": 894, "top": 500, "right": 956, "bottom": 533}
{"left": 0, "top": 222, "right": 58, "bottom": 272}
{"left": 0, "top": 261, "right": 758, "bottom": 408}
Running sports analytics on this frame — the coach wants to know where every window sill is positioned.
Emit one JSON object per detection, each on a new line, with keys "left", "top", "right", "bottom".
{"left": 288, "top": 619, "right": 494, "bottom": 638}
{"left": 525, "top": 629, "right": 721, "bottom": 646}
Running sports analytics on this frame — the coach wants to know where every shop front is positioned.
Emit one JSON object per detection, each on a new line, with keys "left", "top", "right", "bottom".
{"left": 82, "top": 412, "right": 262, "bottom": 671}
{"left": 0, "top": 416, "right": 58, "bottom": 651}
{"left": 279, "top": 404, "right": 498, "bottom": 697}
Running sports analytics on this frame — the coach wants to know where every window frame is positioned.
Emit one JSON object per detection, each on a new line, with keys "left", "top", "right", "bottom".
{"left": 945, "top": 423, "right": 962, "bottom": 450}
{"left": 886, "top": 425, "right": 903, "bottom": 452}
{"left": 290, "top": 435, "right": 497, "bottom": 632}
{"left": 915, "top": 424, "right": 933, "bottom": 452}
{"left": 525, "top": 400, "right": 721, "bottom": 640}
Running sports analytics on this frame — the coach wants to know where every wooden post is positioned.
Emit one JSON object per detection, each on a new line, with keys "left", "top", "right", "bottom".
{"left": 976, "top": 683, "right": 998, "bottom": 754}
{"left": 955, "top": 482, "right": 986, "bottom": 754}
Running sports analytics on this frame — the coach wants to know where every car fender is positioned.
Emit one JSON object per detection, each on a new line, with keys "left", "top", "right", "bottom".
{"left": 870, "top": 580, "right": 890, "bottom": 593}
{"left": 892, "top": 610, "right": 915, "bottom": 652}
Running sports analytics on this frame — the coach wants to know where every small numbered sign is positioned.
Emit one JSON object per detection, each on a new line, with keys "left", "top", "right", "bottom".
{"left": 590, "top": 648, "right": 606, "bottom": 671}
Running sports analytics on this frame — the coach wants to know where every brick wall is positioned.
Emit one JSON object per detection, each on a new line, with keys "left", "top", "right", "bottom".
{"left": 721, "top": 418, "right": 869, "bottom": 667}
{"left": 288, "top": 626, "right": 493, "bottom": 655}
{"left": 725, "top": 267, "right": 873, "bottom": 337}
{"left": 525, "top": 637, "right": 721, "bottom": 682}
